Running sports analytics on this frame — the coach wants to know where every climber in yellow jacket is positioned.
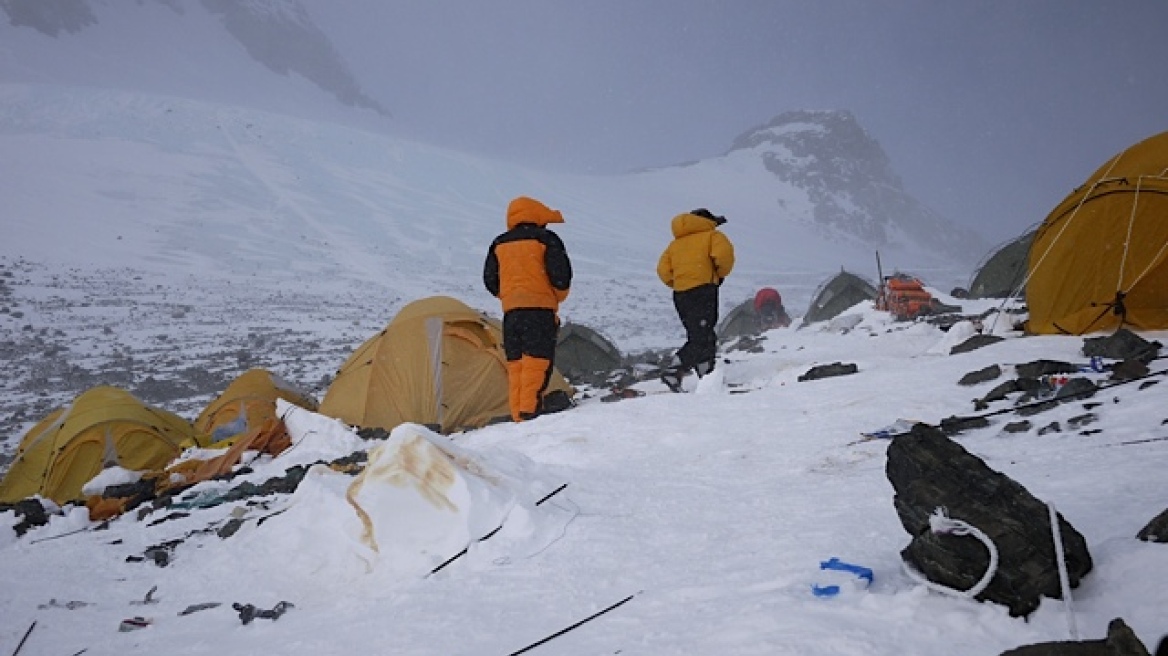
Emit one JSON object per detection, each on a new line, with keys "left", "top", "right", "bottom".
{"left": 656, "top": 208, "right": 735, "bottom": 391}
{"left": 484, "top": 196, "right": 573, "bottom": 421}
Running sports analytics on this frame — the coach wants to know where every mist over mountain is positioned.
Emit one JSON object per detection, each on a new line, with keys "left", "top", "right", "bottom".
{"left": 0, "top": 0, "right": 984, "bottom": 307}
{"left": 726, "top": 110, "right": 984, "bottom": 258}
{"left": 0, "top": 0, "right": 388, "bottom": 120}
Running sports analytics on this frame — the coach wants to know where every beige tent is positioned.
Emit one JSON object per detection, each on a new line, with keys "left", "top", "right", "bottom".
{"left": 192, "top": 368, "right": 318, "bottom": 446}
{"left": 0, "top": 386, "right": 196, "bottom": 504}
{"left": 319, "top": 296, "right": 574, "bottom": 433}
{"left": 1027, "top": 131, "right": 1168, "bottom": 334}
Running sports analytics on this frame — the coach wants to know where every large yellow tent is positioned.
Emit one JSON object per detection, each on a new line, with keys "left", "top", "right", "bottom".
{"left": 319, "top": 296, "right": 573, "bottom": 434}
{"left": 0, "top": 386, "right": 196, "bottom": 504}
{"left": 192, "top": 368, "right": 318, "bottom": 446}
{"left": 1026, "top": 131, "right": 1168, "bottom": 334}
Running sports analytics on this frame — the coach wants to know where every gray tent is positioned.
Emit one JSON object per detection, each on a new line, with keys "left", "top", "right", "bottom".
{"left": 968, "top": 231, "right": 1034, "bottom": 299}
{"left": 556, "top": 323, "right": 622, "bottom": 383}
{"left": 804, "top": 270, "right": 878, "bottom": 324}
{"left": 717, "top": 297, "right": 761, "bottom": 340}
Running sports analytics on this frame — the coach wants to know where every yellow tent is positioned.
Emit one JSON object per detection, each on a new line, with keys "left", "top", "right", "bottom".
{"left": 192, "top": 368, "right": 318, "bottom": 447}
{"left": 0, "top": 386, "right": 196, "bottom": 504}
{"left": 319, "top": 296, "right": 574, "bottom": 433}
{"left": 1027, "top": 131, "right": 1168, "bottom": 334}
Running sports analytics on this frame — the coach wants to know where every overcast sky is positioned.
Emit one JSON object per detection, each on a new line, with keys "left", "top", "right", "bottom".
{"left": 307, "top": 0, "right": 1168, "bottom": 244}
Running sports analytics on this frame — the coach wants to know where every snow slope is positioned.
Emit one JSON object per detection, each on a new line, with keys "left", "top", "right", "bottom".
{"left": 2, "top": 301, "right": 1166, "bottom": 655}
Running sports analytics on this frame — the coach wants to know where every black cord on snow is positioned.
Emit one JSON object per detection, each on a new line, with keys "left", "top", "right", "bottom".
{"left": 881, "top": 365, "right": 1168, "bottom": 440}
{"left": 429, "top": 483, "right": 569, "bottom": 576}
{"left": 28, "top": 524, "right": 99, "bottom": 545}
{"left": 11, "top": 621, "right": 35, "bottom": 656}
{"left": 506, "top": 593, "right": 638, "bottom": 656}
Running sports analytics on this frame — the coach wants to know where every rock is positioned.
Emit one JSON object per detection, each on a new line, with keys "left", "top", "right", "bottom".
{"left": 886, "top": 424, "right": 1093, "bottom": 617}
{"left": 1037, "top": 422, "right": 1061, "bottom": 435}
{"left": 980, "top": 379, "right": 1022, "bottom": 404}
{"left": 999, "top": 617, "right": 1151, "bottom": 656}
{"left": 1111, "top": 359, "right": 1150, "bottom": 381}
{"left": 1003, "top": 421, "right": 1031, "bottom": 434}
{"left": 1137, "top": 508, "right": 1168, "bottom": 543}
{"left": 959, "top": 364, "right": 1003, "bottom": 386}
{"left": 797, "top": 362, "right": 857, "bottom": 381}
{"left": 939, "top": 414, "right": 991, "bottom": 436}
{"left": 950, "top": 334, "right": 1005, "bottom": 355}
{"left": 1016, "top": 359, "right": 1079, "bottom": 378}
{"left": 1056, "top": 378, "right": 1099, "bottom": 402}
{"left": 1082, "top": 328, "right": 1161, "bottom": 362}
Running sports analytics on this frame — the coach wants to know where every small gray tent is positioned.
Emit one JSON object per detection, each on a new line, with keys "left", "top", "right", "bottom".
{"left": 804, "top": 271, "right": 878, "bottom": 324}
{"left": 556, "top": 323, "right": 622, "bottom": 384}
{"left": 717, "top": 297, "right": 762, "bottom": 340}
{"left": 968, "top": 231, "right": 1034, "bottom": 299}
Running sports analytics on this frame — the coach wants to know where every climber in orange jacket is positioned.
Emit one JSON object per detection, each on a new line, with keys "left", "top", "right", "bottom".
{"left": 483, "top": 196, "right": 572, "bottom": 421}
{"left": 656, "top": 208, "right": 735, "bottom": 391}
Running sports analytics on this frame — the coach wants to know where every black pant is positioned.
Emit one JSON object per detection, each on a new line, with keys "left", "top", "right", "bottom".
{"left": 502, "top": 309, "right": 558, "bottom": 417}
{"left": 672, "top": 284, "right": 719, "bottom": 371}
{"left": 502, "top": 309, "right": 558, "bottom": 362}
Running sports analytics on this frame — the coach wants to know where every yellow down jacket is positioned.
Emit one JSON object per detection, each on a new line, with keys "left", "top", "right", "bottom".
{"left": 656, "top": 212, "right": 735, "bottom": 292}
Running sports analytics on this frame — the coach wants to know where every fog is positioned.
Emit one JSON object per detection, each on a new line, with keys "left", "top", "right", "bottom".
{"left": 306, "top": 0, "right": 1168, "bottom": 243}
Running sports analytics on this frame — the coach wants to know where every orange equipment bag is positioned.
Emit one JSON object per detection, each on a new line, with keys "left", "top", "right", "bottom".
{"left": 877, "top": 275, "right": 934, "bottom": 320}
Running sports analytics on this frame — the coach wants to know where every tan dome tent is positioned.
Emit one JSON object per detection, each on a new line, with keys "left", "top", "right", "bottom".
{"left": 319, "top": 296, "right": 574, "bottom": 433}
{"left": 0, "top": 386, "right": 196, "bottom": 504}
{"left": 804, "top": 270, "right": 878, "bottom": 324}
{"left": 555, "top": 322, "right": 622, "bottom": 383}
{"left": 1027, "top": 131, "right": 1168, "bottom": 334}
{"left": 192, "top": 368, "right": 318, "bottom": 447}
{"left": 968, "top": 230, "right": 1035, "bottom": 299}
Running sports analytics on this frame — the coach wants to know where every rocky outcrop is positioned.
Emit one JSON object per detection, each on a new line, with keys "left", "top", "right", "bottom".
{"left": 886, "top": 423, "right": 1092, "bottom": 617}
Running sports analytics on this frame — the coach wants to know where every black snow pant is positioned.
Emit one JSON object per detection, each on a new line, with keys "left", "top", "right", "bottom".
{"left": 502, "top": 308, "right": 558, "bottom": 420}
{"left": 672, "top": 283, "right": 719, "bottom": 375}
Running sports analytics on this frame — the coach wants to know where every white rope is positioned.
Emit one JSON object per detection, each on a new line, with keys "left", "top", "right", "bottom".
{"left": 901, "top": 507, "right": 999, "bottom": 598}
{"left": 995, "top": 149, "right": 1130, "bottom": 332}
{"left": 1115, "top": 175, "right": 1142, "bottom": 295}
{"left": 1120, "top": 174, "right": 1168, "bottom": 293}
{"left": 1048, "top": 502, "right": 1080, "bottom": 640}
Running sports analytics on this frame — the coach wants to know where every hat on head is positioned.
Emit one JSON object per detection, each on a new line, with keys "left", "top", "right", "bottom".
{"left": 690, "top": 208, "right": 726, "bottom": 225}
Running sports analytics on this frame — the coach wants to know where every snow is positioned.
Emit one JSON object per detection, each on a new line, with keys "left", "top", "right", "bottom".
{"left": 2, "top": 294, "right": 1166, "bottom": 654}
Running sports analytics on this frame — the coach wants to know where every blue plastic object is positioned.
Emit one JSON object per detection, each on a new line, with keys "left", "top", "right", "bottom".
{"left": 811, "top": 557, "right": 874, "bottom": 597}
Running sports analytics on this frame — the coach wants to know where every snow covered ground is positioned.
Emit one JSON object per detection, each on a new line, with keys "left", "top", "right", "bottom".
{"left": 2, "top": 288, "right": 1166, "bottom": 655}
{"left": 1, "top": 80, "right": 1164, "bottom": 656}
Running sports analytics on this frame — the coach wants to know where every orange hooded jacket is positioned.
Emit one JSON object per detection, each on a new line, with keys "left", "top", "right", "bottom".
{"left": 484, "top": 196, "right": 572, "bottom": 313}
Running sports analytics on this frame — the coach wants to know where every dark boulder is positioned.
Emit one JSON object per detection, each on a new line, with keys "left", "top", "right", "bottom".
{"left": 1082, "top": 329, "right": 1161, "bottom": 362}
{"left": 886, "top": 424, "right": 1093, "bottom": 617}
{"left": 1110, "top": 359, "right": 1150, "bottom": 381}
{"left": 797, "top": 362, "right": 857, "bottom": 381}
{"left": 950, "top": 334, "right": 1004, "bottom": 355}
{"left": 1137, "top": 508, "right": 1168, "bottom": 543}
{"left": 1055, "top": 377, "right": 1099, "bottom": 401}
{"left": 959, "top": 364, "right": 1002, "bottom": 386}
{"left": 4, "top": 498, "right": 51, "bottom": 537}
{"left": 999, "top": 617, "right": 1150, "bottom": 656}
{"left": 1016, "top": 359, "right": 1079, "bottom": 378}
{"left": 939, "top": 414, "right": 991, "bottom": 436}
